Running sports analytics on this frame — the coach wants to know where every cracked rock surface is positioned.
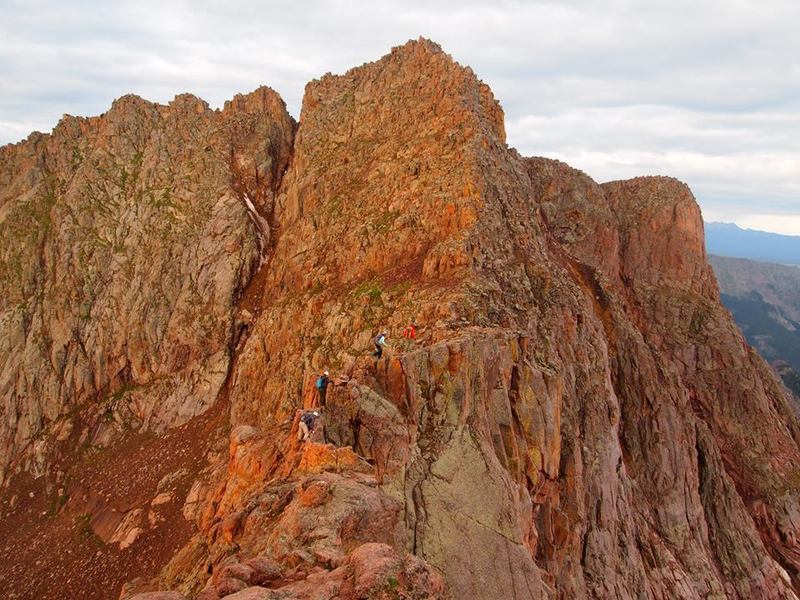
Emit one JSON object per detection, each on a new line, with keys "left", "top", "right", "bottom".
{"left": 0, "top": 87, "right": 294, "bottom": 481}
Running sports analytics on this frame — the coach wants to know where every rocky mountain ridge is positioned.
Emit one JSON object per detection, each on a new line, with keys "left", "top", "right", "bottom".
{"left": 706, "top": 222, "right": 800, "bottom": 266}
{"left": 1, "top": 39, "right": 799, "bottom": 600}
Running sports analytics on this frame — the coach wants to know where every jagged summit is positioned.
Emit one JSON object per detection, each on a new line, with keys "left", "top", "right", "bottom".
{"left": 1, "top": 40, "right": 799, "bottom": 600}
{"left": 301, "top": 37, "right": 505, "bottom": 144}
{"left": 309, "top": 37, "right": 454, "bottom": 89}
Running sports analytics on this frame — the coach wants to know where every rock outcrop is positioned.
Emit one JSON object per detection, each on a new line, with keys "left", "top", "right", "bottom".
{"left": 1, "top": 39, "right": 800, "bottom": 600}
{"left": 0, "top": 87, "right": 294, "bottom": 481}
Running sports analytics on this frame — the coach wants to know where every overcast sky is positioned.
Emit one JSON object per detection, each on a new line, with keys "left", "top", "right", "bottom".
{"left": 1, "top": 0, "right": 798, "bottom": 233}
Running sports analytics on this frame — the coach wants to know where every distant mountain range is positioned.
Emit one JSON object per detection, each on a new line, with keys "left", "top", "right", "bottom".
{"left": 705, "top": 221, "right": 800, "bottom": 265}
{"left": 710, "top": 254, "right": 800, "bottom": 396}
{"left": 706, "top": 223, "right": 800, "bottom": 396}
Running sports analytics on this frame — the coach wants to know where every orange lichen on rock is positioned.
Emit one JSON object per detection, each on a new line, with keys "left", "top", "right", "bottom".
{"left": 294, "top": 443, "right": 372, "bottom": 476}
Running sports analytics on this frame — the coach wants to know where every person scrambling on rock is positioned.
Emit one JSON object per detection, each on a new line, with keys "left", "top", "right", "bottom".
{"left": 298, "top": 411, "right": 320, "bottom": 442}
{"left": 315, "top": 370, "right": 332, "bottom": 407}
{"left": 402, "top": 323, "right": 417, "bottom": 340}
{"left": 372, "top": 331, "right": 389, "bottom": 360}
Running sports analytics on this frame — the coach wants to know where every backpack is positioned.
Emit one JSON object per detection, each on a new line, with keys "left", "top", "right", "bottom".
{"left": 315, "top": 376, "right": 324, "bottom": 390}
{"left": 301, "top": 413, "right": 314, "bottom": 427}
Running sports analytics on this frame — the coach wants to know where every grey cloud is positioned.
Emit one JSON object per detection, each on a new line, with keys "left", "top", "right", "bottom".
{"left": 1, "top": 0, "right": 798, "bottom": 231}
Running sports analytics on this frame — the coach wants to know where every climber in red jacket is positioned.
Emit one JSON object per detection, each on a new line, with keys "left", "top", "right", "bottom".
{"left": 402, "top": 323, "right": 417, "bottom": 340}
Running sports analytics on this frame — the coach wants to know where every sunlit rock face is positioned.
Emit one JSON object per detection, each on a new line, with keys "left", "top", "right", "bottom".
{"left": 0, "top": 86, "right": 295, "bottom": 480}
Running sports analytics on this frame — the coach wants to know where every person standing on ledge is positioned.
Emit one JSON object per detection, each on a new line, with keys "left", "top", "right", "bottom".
{"left": 298, "top": 410, "right": 320, "bottom": 442}
{"left": 373, "top": 331, "right": 389, "bottom": 360}
{"left": 315, "top": 370, "right": 331, "bottom": 407}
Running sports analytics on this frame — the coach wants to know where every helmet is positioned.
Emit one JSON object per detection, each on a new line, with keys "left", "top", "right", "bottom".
{"left": 324, "top": 370, "right": 329, "bottom": 376}
{"left": 313, "top": 411, "right": 320, "bottom": 416}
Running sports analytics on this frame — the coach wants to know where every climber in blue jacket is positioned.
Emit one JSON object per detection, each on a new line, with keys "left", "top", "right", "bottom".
{"left": 315, "top": 370, "right": 331, "bottom": 407}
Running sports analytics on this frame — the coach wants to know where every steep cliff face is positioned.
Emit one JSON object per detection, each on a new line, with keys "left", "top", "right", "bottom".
{"left": 0, "top": 87, "right": 294, "bottom": 482}
{"left": 2, "top": 39, "right": 800, "bottom": 600}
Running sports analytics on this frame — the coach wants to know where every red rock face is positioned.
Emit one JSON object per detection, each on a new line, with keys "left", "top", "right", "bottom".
{"left": 2, "top": 38, "right": 800, "bottom": 600}
{"left": 0, "top": 87, "right": 295, "bottom": 482}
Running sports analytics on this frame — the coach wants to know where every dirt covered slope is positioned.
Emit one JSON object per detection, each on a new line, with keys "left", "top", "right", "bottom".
{"left": 2, "top": 39, "right": 800, "bottom": 600}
